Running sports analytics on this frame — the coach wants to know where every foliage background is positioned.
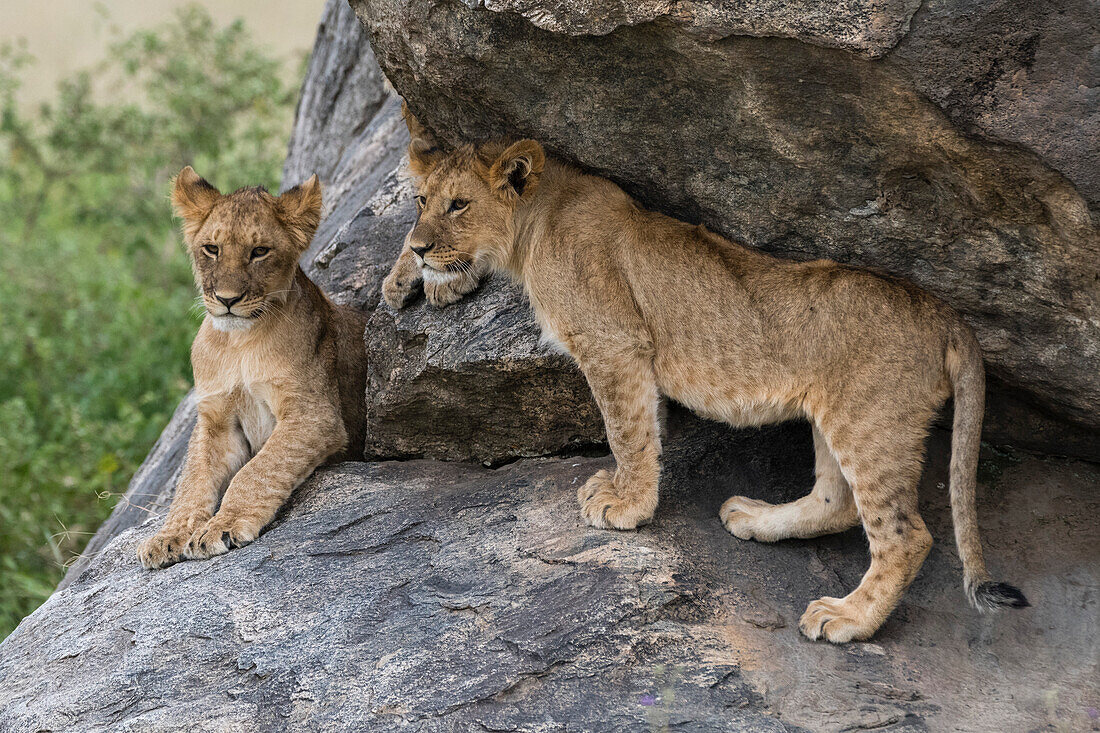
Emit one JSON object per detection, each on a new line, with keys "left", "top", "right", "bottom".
{"left": 0, "top": 6, "right": 304, "bottom": 638}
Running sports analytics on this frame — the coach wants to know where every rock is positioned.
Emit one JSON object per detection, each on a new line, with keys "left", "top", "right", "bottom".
{"left": 353, "top": 0, "right": 1100, "bottom": 454}
{"left": 361, "top": 272, "right": 606, "bottom": 462}
{"left": 452, "top": 0, "right": 924, "bottom": 57}
{"left": 16, "top": 6, "right": 1099, "bottom": 729}
{"left": 893, "top": 0, "right": 1100, "bottom": 209}
{"left": 280, "top": 0, "right": 405, "bottom": 267}
{"left": 6, "top": 430, "right": 1099, "bottom": 731}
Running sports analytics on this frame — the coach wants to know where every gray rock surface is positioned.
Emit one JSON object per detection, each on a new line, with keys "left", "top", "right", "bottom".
{"left": 454, "top": 0, "right": 1100, "bottom": 208}
{"left": 6, "top": 426, "right": 1099, "bottom": 731}
{"left": 460, "top": 0, "right": 924, "bottom": 56}
{"left": 893, "top": 0, "right": 1100, "bottom": 209}
{"left": 362, "top": 270, "right": 605, "bottom": 462}
{"left": 354, "top": 0, "right": 1100, "bottom": 455}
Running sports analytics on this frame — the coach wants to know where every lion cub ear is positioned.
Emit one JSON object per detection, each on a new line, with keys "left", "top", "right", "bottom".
{"left": 171, "top": 166, "right": 221, "bottom": 240}
{"left": 489, "top": 140, "right": 545, "bottom": 201}
{"left": 403, "top": 101, "right": 444, "bottom": 178}
{"left": 277, "top": 175, "right": 323, "bottom": 250}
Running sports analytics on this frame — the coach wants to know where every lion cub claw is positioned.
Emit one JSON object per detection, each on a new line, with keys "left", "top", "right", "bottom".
{"left": 382, "top": 272, "right": 422, "bottom": 310}
{"left": 186, "top": 515, "right": 260, "bottom": 560}
{"left": 577, "top": 469, "right": 654, "bottom": 530}
{"left": 138, "top": 527, "right": 192, "bottom": 570}
{"left": 139, "top": 511, "right": 211, "bottom": 569}
{"left": 799, "top": 596, "right": 875, "bottom": 644}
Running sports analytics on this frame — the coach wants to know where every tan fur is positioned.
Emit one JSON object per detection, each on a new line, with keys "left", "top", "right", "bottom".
{"left": 138, "top": 168, "right": 367, "bottom": 569}
{"left": 385, "top": 110, "right": 1026, "bottom": 642}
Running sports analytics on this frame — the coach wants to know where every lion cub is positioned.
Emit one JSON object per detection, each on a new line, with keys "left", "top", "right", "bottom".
{"left": 383, "top": 109, "right": 1028, "bottom": 642}
{"left": 139, "top": 168, "right": 366, "bottom": 569}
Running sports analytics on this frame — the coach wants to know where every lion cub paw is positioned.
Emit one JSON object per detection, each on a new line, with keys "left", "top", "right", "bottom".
{"left": 382, "top": 269, "right": 421, "bottom": 310}
{"left": 138, "top": 523, "right": 199, "bottom": 569}
{"left": 185, "top": 514, "right": 261, "bottom": 560}
{"left": 799, "top": 596, "right": 877, "bottom": 644}
{"left": 424, "top": 270, "right": 480, "bottom": 307}
{"left": 720, "top": 495, "right": 779, "bottom": 542}
{"left": 577, "top": 469, "right": 654, "bottom": 530}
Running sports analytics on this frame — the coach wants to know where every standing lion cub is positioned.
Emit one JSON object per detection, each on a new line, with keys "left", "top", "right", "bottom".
{"left": 139, "top": 168, "right": 366, "bottom": 569}
{"left": 383, "top": 108, "right": 1028, "bottom": 642}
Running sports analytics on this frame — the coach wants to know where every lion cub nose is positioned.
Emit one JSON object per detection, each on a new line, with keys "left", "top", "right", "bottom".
{"left": 215, "top": 293, "right": 243, "bottom": 309}
{"left": 410, "top": 242, "right": 434, "bottom": 257}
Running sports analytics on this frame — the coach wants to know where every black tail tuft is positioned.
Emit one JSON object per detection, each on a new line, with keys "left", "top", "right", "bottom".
{"left": 973, "top": 581, "right": 1030, "bottom": 611}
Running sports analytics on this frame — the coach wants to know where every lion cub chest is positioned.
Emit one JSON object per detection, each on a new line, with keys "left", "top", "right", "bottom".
{"left": 200, "top": 350, "right": 280, "bottom": 453}
{"left": 237, "top": 385, "right": 277, "bottom": 453}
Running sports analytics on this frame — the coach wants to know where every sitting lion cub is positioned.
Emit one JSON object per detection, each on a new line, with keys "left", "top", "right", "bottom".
{"left": 139, "top": 168, "right": 366, "bottom": 569}
{"left": 383, "top": 108, "right": 1027, "bottom": 642}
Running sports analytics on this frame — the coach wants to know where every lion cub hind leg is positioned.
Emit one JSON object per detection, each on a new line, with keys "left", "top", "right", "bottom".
{"left": 574, "top": 342, "right": 662, "bottom": 530}
{"left": 799, "top": 423, "right": 932, "bottom": 643}
{"left": 721, "top": 425, "right": 858, "bottom": 542}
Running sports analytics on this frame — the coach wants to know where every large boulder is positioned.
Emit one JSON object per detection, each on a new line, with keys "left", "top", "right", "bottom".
{"left": 5, "top": 427, "right": 1099, "bottom": 731}
{"left": 353, "top": 0, "right": 1100, "bottom": 456}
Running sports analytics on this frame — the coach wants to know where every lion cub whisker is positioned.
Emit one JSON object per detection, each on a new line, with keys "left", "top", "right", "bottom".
{"left": 137, "top": 168, "right": 367, "bottom": 571}
{"left": 384, "top": 102, "right": 1029, "bottom": 643}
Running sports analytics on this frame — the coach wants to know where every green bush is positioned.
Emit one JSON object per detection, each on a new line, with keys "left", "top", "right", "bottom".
{"left": 0, "top": 5, "right": 302, "bottom": 638}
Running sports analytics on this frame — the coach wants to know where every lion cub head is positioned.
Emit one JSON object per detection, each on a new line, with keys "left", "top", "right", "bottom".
{"left": 172, "top": 167, "right": 322, "bottom": 332}
{"left": 403, "top": 107, "right": 545, "bottom": 275}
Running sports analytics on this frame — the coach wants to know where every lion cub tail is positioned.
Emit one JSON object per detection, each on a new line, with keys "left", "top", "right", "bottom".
{"left": 946, "top": 324, "right": 1030, "bottom": 613}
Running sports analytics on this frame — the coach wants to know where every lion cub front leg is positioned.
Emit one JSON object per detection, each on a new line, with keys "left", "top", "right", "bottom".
{"left": 187, "top": 397, "right": 345, "bottom": 559}
{"left": 382, "top": 245, "right": 423, "bottom": 309}
{"left": 574, "top": 343, "right": 662, "bottom": 530}
{"left": 139, "top": 399, "right": 249, "bottom": 569}
{"left": 422, "top": 259, "right": 487, "bottom": 307}
{"left": 382, "top": 244, "right": 487, "bottom": 310}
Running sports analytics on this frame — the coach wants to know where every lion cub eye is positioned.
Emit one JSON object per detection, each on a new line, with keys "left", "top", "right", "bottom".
{"left": 448, "top": 198, "right": 469, "bottom": 213}
{"left": 414, "top": 195, "right": 426, "bottom": 211}
{"left": 250, "top": 246, "right": 271, "bottom": 260}
{"left": 202, "top": 244, "right": 219, "bottom": 258}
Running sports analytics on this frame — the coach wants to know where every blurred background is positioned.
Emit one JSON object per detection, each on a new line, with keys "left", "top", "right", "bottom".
{"left": 1, "top": 0, "right": 325, "bottom": 636}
